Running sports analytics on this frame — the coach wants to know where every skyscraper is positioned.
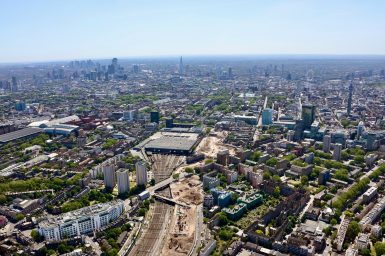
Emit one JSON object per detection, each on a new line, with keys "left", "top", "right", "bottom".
{"left": 103, "top": 165, "right": 116, "bottom": 189}
{"left": 179, "top": 56, "right": 184, "bottom": 75}
{"left": 357, "top": 121, "right": 365, "bottom": 140}
{"left": 15, "top": 101, "right": 26, "bottom": 111}
{"left": 228, "top": 67, "right": 233, "bottom": 79}
{"left": 301, "top": 104, "right": 316, "bottom": 129}
{"left": 347, "top": 82, "right": 353, "bottom": 116}
{"left": 116, "top": 169, "right": 130, "bottom": 195}
{"left": 11, "top": 76, "right": 18, "bottom": 92}
{"left": 261, "top": 108, "right": 273, "bottom": 126}
{"left": 150, "top": 111, "right": 160, "bottom": 123}
{"left": 135, "top": 161, "right": 147, "bottom": 186}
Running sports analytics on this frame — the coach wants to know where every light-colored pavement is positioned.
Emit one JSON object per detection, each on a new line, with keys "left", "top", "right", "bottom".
{"left": 190, "top": 205, "right": 203, "bottom": 256}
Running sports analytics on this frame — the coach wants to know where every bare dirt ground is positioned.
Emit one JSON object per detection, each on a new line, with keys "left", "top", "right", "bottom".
{"left": 160, "top": 175, "right": 203, "bottom": 256}
{"left": 195, "top": 131, "right": 235, "bottom": 158}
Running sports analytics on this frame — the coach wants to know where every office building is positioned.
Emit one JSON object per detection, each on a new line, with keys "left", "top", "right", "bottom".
{"left": 357, "top": 121, "right": 365, "bottom": 140}
{"left": 179, "top": 56, "right": 184, "bottom": 75}
{"left": 103, "top": 165, "right": 116, "bottom": 189}
{"left": 218, "top": 192, "right": 232, "bottom": 208}
{"left": 15, "top": 101, "right": 26, "bottom": 111}
{"left": 262, "top": 108, "right": 273, "bottom": 126}
{"left": 38, "top": 200, "right": 124, "bottom": 241}
{"left": 132, "top": 64, "right": 140, "bottom": 74}
{"left": 135, "top": 161, "right": 147, "bottom": 186}
{"left": 116, "top": 169, "right": 130, "bottom": 195}
{"left": 234, "top": 115, "right": 258, "bottom": 125}
{"left": 11, "top": 76, "right": 18, "bottom": 91}
{"left": 323, "top": 135, "right": 331, "bottom": 153}
{"left": 301, "top": 104, "right": 316, "bottom": 129}
{"left": 150, "top": 111, "right": 160, "bottom": 123}
{"left": 121, "top": 110, "right": 136, "bottom": 121}
{"left": 333, "top": 143, "right": 342, "bottom": 161}
{"left": 166, "top": 118, "right": 173, "bottom": 128}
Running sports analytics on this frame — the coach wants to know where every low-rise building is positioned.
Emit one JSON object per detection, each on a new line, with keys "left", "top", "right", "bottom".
{"left": 362, "top": 186, "right": 377, "bottom": 204}
{"left": 355, "top": 233, "right": 369, "bottom": 250}
{"left": 38, "top": 200, "right": 125, "bottom": 240}
{"left": 237, "top": 192, "right": 263, "bottom": 210}
{"left": 222, "top": 203, "right": 247, "bottom": 221}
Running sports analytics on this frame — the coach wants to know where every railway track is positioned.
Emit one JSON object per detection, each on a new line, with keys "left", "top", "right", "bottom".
{"left": 150, "top": 154, "right": 185, "bottom": 183}
{"left": 128, "top": 187, "right": 173, "bottom": 256}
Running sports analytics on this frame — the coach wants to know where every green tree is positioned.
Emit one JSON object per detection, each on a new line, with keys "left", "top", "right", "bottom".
{"left": 16, "top": 213, "right": 25, "bottom": 221}
{"left": 218, "top": 228, "right": 233, "bottom": 241}
{"left": 273, "top": 186, "right": 280, "bottom": 198}
{"left": 31, "top": 229, "right": 43, "bottom": 242}
{"left": 374, "top": 242, "right": 385, "bottom": 256}
{"left": 334, "top": 169, "right": 349, "bottom": 182}
{"left": 250, "top": 151, "right": 262, "bottom": 162}
{"left": 263, "top": 171, "right": 271, "bottom": 180}
{"left": 300, "top": 176, "right": 308, "bottom": 185}
{"left": 185, "top": 167, "right": 194, "bottom": 174}
{"left": 272, "top": 175, "right": 281, "bottom": 182}
{"left": 346, "top": 221, "right": 360, "bottom": 243}
{"left": 138, "top": 208, "right": 146, "bottom": 216}
{"left": 266, "top": 157, "right": 278, "bottom": 167}
{"left": 218, "top": 212, "right": 229, "bottom": 226}
{"left": 359, "top": 248, "right": 370, "bottom": 256}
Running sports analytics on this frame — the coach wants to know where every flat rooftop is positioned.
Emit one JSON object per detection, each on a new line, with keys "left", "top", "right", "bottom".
{"left": 0, "top": 127, "right": 42, "bottom": 144}
{"left": 39, "top": 200, "right": 123, "bottom": 228}
{"left": 145, "top": 136, "right": 196, "bottom": 151}
{"left": 142, "top": 131, "right": 199, "bottom": 152}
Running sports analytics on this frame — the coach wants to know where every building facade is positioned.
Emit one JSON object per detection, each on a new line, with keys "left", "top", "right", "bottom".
{"left": 38, "top": 200, "right": 125, "bottom": 241}
{"left": 116, "top": 169, "right": 130, "bottom": 195}
{"left": 135, "top": 161, "right": 147, "bottom": 186}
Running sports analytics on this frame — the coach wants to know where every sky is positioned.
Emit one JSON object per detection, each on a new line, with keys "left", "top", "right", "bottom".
{"left": 1, "top": 0, "right": 385, "bottom": 63}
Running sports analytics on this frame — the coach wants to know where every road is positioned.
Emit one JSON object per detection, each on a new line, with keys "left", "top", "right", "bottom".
{"left": 118, "top": 222, "right": 140, "bottom": 256}
{"left": 299, "top": 195, "right": 314, "bottom": 220}
{"left": 257, "top": 96, "right": 268, "bottom": 128}
{"left": 190, "top": 205, "right": 203, "bottom": 256}
{"left": 147, "top": 172, "right": 188, "bottom": 195}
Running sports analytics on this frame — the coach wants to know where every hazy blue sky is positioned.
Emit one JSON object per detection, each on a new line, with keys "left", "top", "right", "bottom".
{"left": 1, "top": 0, "right": 385, "bottom": 62}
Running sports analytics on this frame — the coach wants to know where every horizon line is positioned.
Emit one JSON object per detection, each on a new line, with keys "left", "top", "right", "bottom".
{"left": 2, "top": 53, "right": 385, "bottom": 65}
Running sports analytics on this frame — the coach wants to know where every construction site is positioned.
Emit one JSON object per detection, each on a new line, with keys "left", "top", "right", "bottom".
{"left": 160, "top": 175, "right": 203, "bottom": 256}
{"left": 128, "top": 154, "right": 186, "bottom": 256}
{"left": 195, "top": 130, "right": 236, "bottom": 158}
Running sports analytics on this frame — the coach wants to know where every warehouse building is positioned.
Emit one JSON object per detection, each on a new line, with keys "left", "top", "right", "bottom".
{"left": 0, "top": 127, "right": 42, "bottom": 146}
{"left": 142, "top": 131, "right": 201, "bottom": 155}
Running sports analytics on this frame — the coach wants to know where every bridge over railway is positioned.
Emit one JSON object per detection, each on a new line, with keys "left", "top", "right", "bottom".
{"left": 153, "top": 193, "right": 190, "bottom": 208}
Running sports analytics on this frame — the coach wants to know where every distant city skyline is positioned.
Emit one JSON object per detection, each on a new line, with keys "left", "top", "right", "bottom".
{"left": 1, "top": 0, "right": 385, "bottom": 63}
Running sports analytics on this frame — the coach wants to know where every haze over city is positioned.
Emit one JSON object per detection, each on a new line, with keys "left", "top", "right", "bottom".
{"left": 2, "top": 1, "right": 385, "bottom": 256}
{"left": 1, "top": 0, "right": 385, "bottom": 62}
